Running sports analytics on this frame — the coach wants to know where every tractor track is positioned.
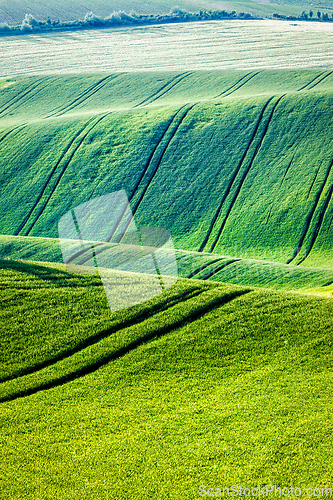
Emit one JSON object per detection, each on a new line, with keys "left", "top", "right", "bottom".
{"left": 209, "top": 94, "right": 285, "bottom": 253}
{"left": 298, "top": 71, "right": 333, "bottom": 91}
{"left": 214, "top": 71, "right": 261, "bottom": 99}
{"left": 132, "top": 103, "right": 195, "bottom": 216}
{"left": 201, "top": 259, "right": 240, "bottom": 280}
{"left": 134, "top": 72, "right": 192, "bottom": 107}
{"left": 199, "top": 95, "right": 276, "bottom": 252}
{"left": 0, "top": 78, "right": 44, "bottom": 116}
{"left": 21, "top": 114, "right": 110, "bottom": 236}
{"left": 0, "top": 285, "right": 206, "bottom": 385}
{"left": 45, "top": 74, "right": 120, "bottom": 118}
{"left": 0, "top": 289, "right": 250, "bottom": 403}
{"left": 14, "top": 117, "right": 97, "bottom": 236}
{"left": 287, "top": 156, "right": 333, "bottom": 264}
{"left": 280, "top": 153, "right": 295, "bottom": 186}
{"left": 297, "top": 71, "right": 327, "bottom": 91}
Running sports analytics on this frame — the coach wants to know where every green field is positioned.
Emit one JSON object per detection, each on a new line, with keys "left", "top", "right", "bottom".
{"left": 0, "top": 259, "right": 333, "bottom": 498}
{"left": 1, "top": 65, "right": 333, "bottom": 499}
{"left": 1, "top": 69, "right": 333, "bottom": 285}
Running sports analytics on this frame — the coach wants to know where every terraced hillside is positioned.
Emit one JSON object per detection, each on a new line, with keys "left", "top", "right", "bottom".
{"left": 1, "top": 69, "right": 333, "bottom": 290}
{"left": 1, "top": 259, "right": 333, "bottom": 499}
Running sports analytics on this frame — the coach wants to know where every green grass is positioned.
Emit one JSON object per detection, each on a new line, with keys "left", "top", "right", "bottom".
{"left": 0, "top": 259, "right": 333, "bottom": 498}
{"left": 1, "top": 69, "right": 333, "bottom": 289}
{"left": 2, "top": 235, "right": 333, "bottom": 294}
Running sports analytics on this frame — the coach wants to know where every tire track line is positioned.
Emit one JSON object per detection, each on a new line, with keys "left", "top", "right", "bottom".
{"left": 14, "top": 118, "right": 96, "bottom": 236}
{"left": 202, "top": 259, "right": 240, "bottom": 280}
{"left": 0, "top": 286, "right": 205, "bottom": 385}
{"left": 23, "top": 114, "right": 110, "bottom": 236}
{"left": 280, "top": 153, "right": 295, "bottom": 186}
{"left": 0, "top": 125, "right": 25, "bottom": 145}
{"left": 199, "top": 95, "right": 275, "bottom": 252}
{"left": 214, "top": 71, "right": 260, "bottom": 99}
{"left": 187, "top": 258, "right": 223, "bottom": 278}
{"left": 134, "top": 72, "right": 192, "bottom": 107}
{"left": 209, "top": 95, "right": 285, "bottom": 253}
{"left": 0, "top": 289, "right": 251, "bottom": 403}
{"left": 297, "top": 71, "right": 327, "bottom": 91}
{"left": 288, "top": 157, "right": 333, "bottom": 264}
{"left": 306, "top": 71, "right": 333, "bottom": 90}
{"left": 96, "top": 108, "right": 185, "bottom": 245}
{"left": 46, "top": 75, "right": 120, "bottom": 118}
{"left": 0, "top": 77, "right": 47, "bottom": 116}
{"left": 0, "top": 78, "right": 44, "bottom": 116}
{"left": 132, "top": 103, "right": 195, "bottom": 217}
{"left": 112, "top": 104, "right": 195, "bottom": 243}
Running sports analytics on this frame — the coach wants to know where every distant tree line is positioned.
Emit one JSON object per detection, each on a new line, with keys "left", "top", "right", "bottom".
{"left": 273, "top": 10, "right": 333, "bottom": 21}
{"left": 0, "top": 8, "right": 260, "bottom": 35}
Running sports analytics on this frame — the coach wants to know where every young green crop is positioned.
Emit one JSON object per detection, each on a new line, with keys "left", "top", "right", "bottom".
{"left": 0, "top": 259, "right": 332, "bottom": 499}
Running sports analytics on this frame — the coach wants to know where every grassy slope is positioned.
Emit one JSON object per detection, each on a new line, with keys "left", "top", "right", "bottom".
{"left": 0, "top": 259, "right": 333, "bottom": 499}
{"left": 1, "top": 70, "right": 333, "bottom": 280}
{"left": 0, "top": 0, "right": 328, "bottom": 26}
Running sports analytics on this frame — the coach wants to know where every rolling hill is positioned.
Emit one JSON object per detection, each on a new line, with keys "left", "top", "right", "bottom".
{"left": 1, "top": 69, "right": 333, "bottom": 292}
{"left": 0, "top": 258, "right": 332, "bottom": 498}
{"left": 1, "top": 52, "right": 333, "bottom": 499}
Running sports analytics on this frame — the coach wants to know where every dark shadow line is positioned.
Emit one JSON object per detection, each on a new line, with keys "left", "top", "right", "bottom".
{"left": 0, "top": 289, "right": 251, "bottom": 403}
{"left": 0, "top": 285, "right": 206, "bottom": 384}
{"left": 198, "top": 95, "right": 275, "bottom": 252}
